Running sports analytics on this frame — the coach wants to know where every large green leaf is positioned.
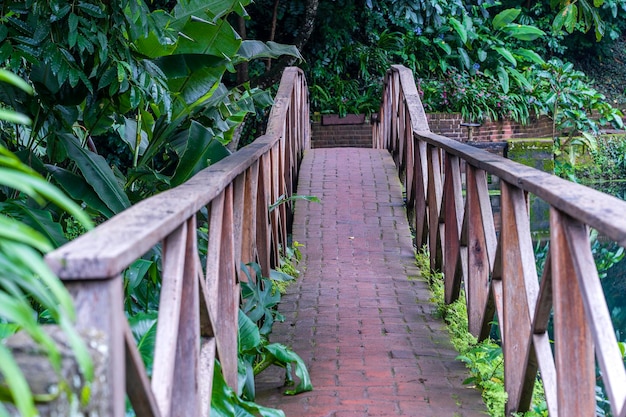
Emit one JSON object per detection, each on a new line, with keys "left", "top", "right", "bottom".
{"left": 60, "top": 134, "right": 130, "bottom": 215}
{"left": 503, "top": 24, "right": 545, "bottom": 41}
{"left": 169, "top": 121, "right": 230, "bottom": 187}
{"left": 0, "top": 344, "right": 37, "bottom": 417}
{"left": 155, "top": 54, "right": 225, "bottom": 107}
{"left": 174, "top": 19, "right": 241, "bottom": 57}
{"left": 448, "top": 17, "right": 467, "bottom": 44}
{"left": 2, "top": 201, "right": 67, "bottom": 248}
{"left": 264, "top": 343, "right": 313, "bottom": 395}
{"left": 553, "top": 3, "right": 578, "bottom": 33}
{"left": 493, "top": 46, "right": 517, "bottom": 66}
{"left": 128, "top": 311, "right": 158, "bottom": 374}
{"left": 492, "top": 8, "right": 521, "bottom": 30}
{"left": 507, "top": 67, "right": 533, "bottom": 91}
{"left": 238, "top": 309, "right": 261, "bottom": 354}
{"left": 514, "top": 48, "right": 545, "bottom": 65}
{"left": 171, "top": 0, "right": 252, "bottom": 31}
{"left": 211, "top": 361, "right": 285, "bottom": 417}
{"left": 497, "top": 66, "right": 510, "bottom": 94}
{"left": 46, "top": 165, "right": 115, "bottom": 218}
{"left": 0, "top": 215, "right": 52, "bottom": 253}
{"left": 433, "top": 37, "right": 451, "bottom": 54}
{"left": 236, "top": 40, "right": 302, "bottom": 62}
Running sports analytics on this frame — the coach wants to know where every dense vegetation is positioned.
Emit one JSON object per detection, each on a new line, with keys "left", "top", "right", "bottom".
{"left": 2, "top": 0, "right": 626, "bottom": 415}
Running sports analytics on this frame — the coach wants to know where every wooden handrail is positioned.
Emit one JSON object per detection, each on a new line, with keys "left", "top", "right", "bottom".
{"left": 45, "top": 67, "right": 310, "bottom": 417}
{"left": 375, "top": 65, "right": 626, "bottom": 416}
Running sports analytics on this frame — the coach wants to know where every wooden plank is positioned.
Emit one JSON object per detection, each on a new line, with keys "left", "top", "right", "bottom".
{"left": 205, "top": 192, "right": 225, "bottom": 342}
{"left": 232, "top": 171, "right": 246, "bottom": 281}
{"left": 125, "top": 320, "right": 161, "bottom": 417}
{"left": 427, "top": 144, "right": 443, "bottom": 271}
{"left": 392, "top": 65, "right": 430, "bottom": 131}
{"left": 217, "top": 184, "right": 239, "bottom": 389}
{"left": 171, "top": 216, "right": 201, "bottom": 416}
{"left": 533, "top": 333, "right": 558, "bottom": 417}
{"left": 199, "top": 338, "right": 217, "bottom": 417}
{"left": 241, "top": 162, "right": 259, "bottom": 280}
{"left": 257, "top": 153, "right": 272, "bottom": 277}
{"left": 563, "top": 216, "right": 626, "bottom": 416}
{"left": 443, "top": 153, "right": 463, "bottom": 304}
{"left": 550, "top": 208, "right": 595, "bottom": 417}
{"left": 413, "top": 139, "right": 428, "bottom": 247}
{"left": 500, "top": 181, "right": 538, "bottom": 414}
{"left": 64, "top": 278, "right": 125, "bottom": 417}
{"left": 152, "top": 222, "right": 188, "bottom": 417}
{"left": 466, "top": 166, "right": 492, "bottom": 340}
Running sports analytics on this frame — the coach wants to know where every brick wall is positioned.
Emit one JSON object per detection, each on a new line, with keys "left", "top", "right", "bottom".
{"left": 426, "top": 113, "right": 554, "bottom": 142}
{"left": 311, "top": 116, "right": 373, "bottom": 148}
{"left": 310, "top": 113, "right": 555, "bottom": 149}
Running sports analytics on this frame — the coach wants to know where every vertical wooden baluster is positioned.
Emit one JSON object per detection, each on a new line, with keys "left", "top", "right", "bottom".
{"left": 404, "top": 106, "right": 415, "bottom": 213}
{"left": 171, "top": 216, "right": 200, "bottom": 416}
{"left": 414, "top": 139, "right": 428, "bottom": 247}
{"left": 500, "top": 181, "right": 539, "bottom": 414}
{"left": 256, "top": 153, "right": 272, "bottom": 277}
{"left": 233, "top": 172, "right": 246, "bottom": 280}
{"left": 443, "top": 153, "right": 463, "bottom": 304}
{"left": 241, "top": 162, "right": 260, "bottom": 279}
{"left": 152, "top": 223, "right": 188, "bottom": 417}
{"left": 551, "top": 209, "right": 596, "bottom": 417}
{"left": 427, "top": 144, "right": 443, "bottom": 271}
{"left": 466, "top": 166, "right": 497, "bottom": 340}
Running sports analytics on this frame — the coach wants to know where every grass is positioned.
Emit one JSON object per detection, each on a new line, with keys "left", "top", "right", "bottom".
{"left": 415, "top": 246, "right": 548, "bottom": 417}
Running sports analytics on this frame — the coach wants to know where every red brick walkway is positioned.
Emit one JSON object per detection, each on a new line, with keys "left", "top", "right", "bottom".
{"left": 256, "top": 148, "right": 488, "bottom": 416}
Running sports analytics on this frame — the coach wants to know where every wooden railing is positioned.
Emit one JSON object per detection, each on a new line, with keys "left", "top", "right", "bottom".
{"left": 45, "top": 67, "right": 310, "bottom": 417}
{"left": 374, "top": 65, "right": 626, "bottom": 417}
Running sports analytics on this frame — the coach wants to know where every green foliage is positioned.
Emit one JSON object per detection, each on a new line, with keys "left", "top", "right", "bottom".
{"left": 415, "top": 247, "right": 547, "bottom": 416}
{"left": 0, "top": 74, "right": 93, "bottom": 414}
{"left": 238, "top": 263, "right": 312, "bottom": 401}
{"left": 0, "top": 0, "right": 300, "bottom": 219}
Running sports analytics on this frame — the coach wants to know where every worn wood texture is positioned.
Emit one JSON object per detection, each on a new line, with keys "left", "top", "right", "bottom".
{"left": 44, "top": 67, "right": 310, "bottom": 415}
{"left": 551, "top": 208, "right": 596, "bottom": 416}
{"left": 374, "top": 64, "right": 626, "bottom": 416}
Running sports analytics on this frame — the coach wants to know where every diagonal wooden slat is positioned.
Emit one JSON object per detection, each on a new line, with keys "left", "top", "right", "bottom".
{"left": 152, "top": 222, "right": 188, "bottom": 417}
{"left": 443, "top": 153, "right": 464, "bottom": 304}
{"left": 533, "top": 332, "right": 558, "bottom": 416}
{"left": 563, "top": 214, "right": 626, "bottom": 417}
{"left": 124, "top": 321, "right": 161, "bottom": 417}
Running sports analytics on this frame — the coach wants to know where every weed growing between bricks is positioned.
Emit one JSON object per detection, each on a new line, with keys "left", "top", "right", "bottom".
{"left": 414, "top": 247, "right": 548, "bottom": 417}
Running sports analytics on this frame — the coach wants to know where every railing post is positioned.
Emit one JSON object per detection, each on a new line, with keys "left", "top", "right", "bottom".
{"left": 551, "top": 208, "right": 596, "bottom": 416}
{"left": 65, "top": 278, "right": 125, "bottom": 417}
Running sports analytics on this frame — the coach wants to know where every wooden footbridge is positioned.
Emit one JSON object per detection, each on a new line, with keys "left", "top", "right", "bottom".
{"left": 46, "top": 66, "right": 626, "bottom": 416}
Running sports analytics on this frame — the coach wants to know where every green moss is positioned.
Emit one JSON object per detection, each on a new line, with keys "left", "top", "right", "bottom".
{"left": 507, "top": 139, "right": 554, "bottom": 172}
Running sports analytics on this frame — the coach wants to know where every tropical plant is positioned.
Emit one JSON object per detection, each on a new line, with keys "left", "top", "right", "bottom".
{"left": 0, "top": 0, "right": 301, "bottom": 218}
{"left": 531, "top": 58, "right": 624, "bottom": 163}
{"left": 0, "top": 69, "right": 93, "bottom": 416}
{"left": 238, "top": 262, "right": 312, "bottom": 401}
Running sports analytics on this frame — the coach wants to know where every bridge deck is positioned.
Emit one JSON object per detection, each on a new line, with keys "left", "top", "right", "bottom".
{"left": 256, "top": 148, "right": 488, "bottom": 416}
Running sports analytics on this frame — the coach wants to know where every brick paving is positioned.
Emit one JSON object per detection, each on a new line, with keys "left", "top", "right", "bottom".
{"left": 255, "top": 148, "right": 488, "bottom": 416}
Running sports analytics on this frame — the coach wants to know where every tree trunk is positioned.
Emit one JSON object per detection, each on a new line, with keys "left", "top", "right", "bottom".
{"left": 236, "top": 15, "right": 249, "bottom": 85}
{"left": 252, "top": 0, "right": 319, "bottom": 89}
